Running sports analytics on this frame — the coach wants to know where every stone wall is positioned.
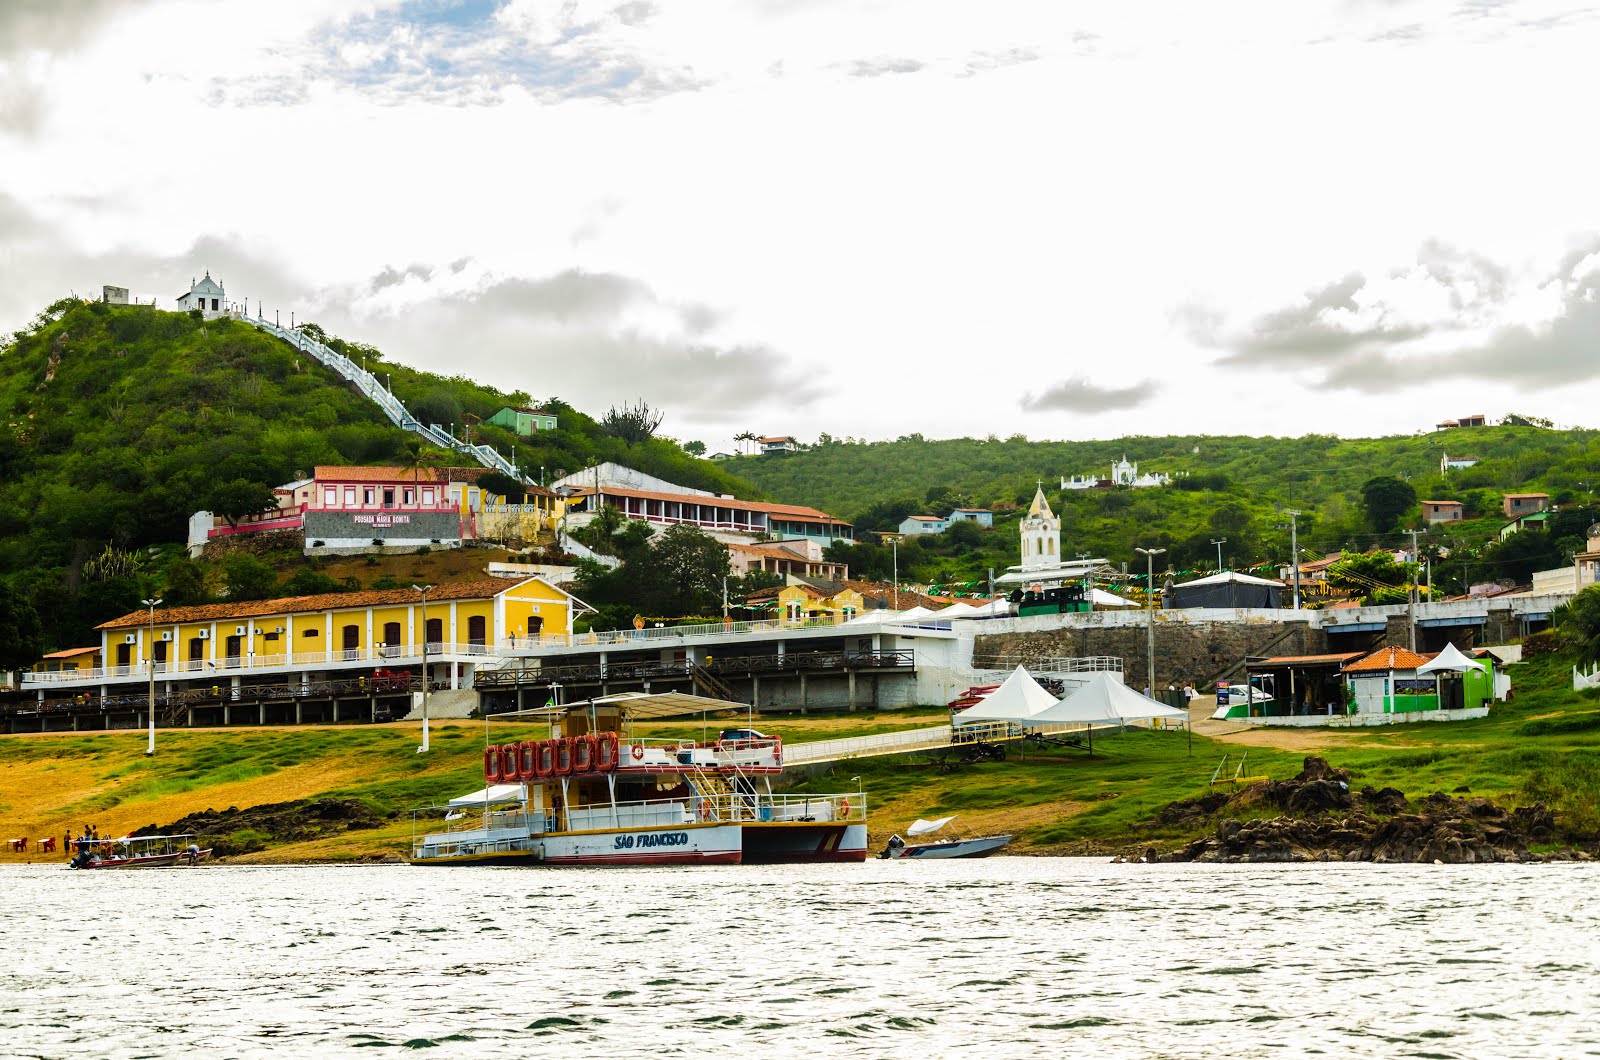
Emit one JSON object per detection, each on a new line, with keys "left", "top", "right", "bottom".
{"left": 975, "top": 615, "right": 1325, "bottom": 690}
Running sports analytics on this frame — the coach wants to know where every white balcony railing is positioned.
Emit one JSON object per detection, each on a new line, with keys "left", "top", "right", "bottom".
{"left": 22, "top": 642, "right": 497, "bottom": 686}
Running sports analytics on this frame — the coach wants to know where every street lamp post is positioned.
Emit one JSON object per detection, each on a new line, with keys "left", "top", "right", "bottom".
{"left": 891, "top": 537, "right": 899, "bottom": 610}
{"left": 1211, "top": 538, "right": 1227, "bottom": 572}
{"left": 141, "top": 597, "right": 162, "bottom": 756}
{"left": 1134, "top": 548, "right": 1165, "bottom": 696}
{"left": 1285, "top": 509, "right": 1302, "bottom": 609}
{"left": 413, "top": 584, "right": 432, "bottom": 753}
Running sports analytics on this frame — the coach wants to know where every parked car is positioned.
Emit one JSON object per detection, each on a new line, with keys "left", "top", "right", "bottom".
{"left": 718, "top": 727, "right": 772, "bottom": 743}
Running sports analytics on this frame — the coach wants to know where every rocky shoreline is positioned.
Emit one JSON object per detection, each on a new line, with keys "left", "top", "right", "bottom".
{"left": 1119, "top": 756, "right": 1590, "bottom": 865}
{"left": 135, "top": 797, "right": 390, "bottom": 858}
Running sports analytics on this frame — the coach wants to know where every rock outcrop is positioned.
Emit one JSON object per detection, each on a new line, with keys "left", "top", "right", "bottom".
{"left": 134, "top": 797, "right": 387, "bottom": 857}
{"left": 1156, "top": 756, "right": 1560, "bottom": 864}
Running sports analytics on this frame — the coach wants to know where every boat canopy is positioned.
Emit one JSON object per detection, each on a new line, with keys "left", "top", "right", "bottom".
{"left": 490, "top": 691, "right": 748, "bottom": 722}
{"left": 447, "top": 784, "right": 526, "bottom": 808}
{"left": 954, "top": 666, "right": 1058, "bottom": 724}
{"left": 907, "top": 816, "right": 956, "bottom": 837}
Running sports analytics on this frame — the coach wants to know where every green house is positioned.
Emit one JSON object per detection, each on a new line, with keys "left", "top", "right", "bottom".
{"left": 488, "top": 406, "right": 558, "bottom": 436}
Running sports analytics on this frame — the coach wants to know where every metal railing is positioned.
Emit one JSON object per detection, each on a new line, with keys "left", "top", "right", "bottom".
{"left": 505, "top": 612, "right": 945, "bottom": 650}
{"left": 476, "top": 649, "right": 914, "bottom": 688}
{"left": 7, "top": 673, "right": 445, "bottom": 718}
{"left": 23, "top": 642, "right": 496, "bottom": 686}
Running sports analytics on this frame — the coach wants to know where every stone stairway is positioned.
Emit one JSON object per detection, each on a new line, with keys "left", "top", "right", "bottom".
{"left": 236, "top": 312, "right": 525, "bottom": 483}
{"left": 402, "top": 688, "right": 481, "bottom": 720}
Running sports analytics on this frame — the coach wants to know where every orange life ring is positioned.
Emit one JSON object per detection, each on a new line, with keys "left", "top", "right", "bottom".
{"left": 839, "top": 798, "right": 852, "bottom": 817}
{"left": 698, "top": 801, "right": 713, "bottom": 821}
{"left": 630, "top": 743, "right": 645, "bottom": 762}
{"left": 596, "top": 732, "right": 618, "bottom": 772}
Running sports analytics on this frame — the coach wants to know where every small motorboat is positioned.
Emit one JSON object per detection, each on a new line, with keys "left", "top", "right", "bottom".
{"left": 879, "top": 816, "right": 1012, "bottom": 859}
{"left": 69, "top": 833, "right": 211, "bottom": 869}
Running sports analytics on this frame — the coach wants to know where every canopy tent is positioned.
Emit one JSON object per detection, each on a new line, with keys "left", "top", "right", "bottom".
{"left": 1025, "top": 672, "right": 1191, "bottom": 726}
{"left": 887, "top": 606, "right": 936, "bottom": 623}
{"left": 447, "top": 784, "right": 525, "bottom": 808}
{"left": 1416, "top": 642, "right": 1487, "bottom": 675}
{"left": 1166, "top": 570, "right": 1285, "bottom": 610}
{"left": 953, "top": 666, "right": 1060, "bottom": 725}
{"left": 932, "top": 602, "right": 983, "bottom": 620}
{"left": 965, "top": 599, "right": 1012, "bottom": 617}
{"left": 1089, "top": 587, "right": 1139, "bottom": 608}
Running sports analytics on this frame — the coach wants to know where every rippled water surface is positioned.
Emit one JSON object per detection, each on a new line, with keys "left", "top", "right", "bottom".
{"left": 3, "top": 859, "right": 1598, "bottom": 1058}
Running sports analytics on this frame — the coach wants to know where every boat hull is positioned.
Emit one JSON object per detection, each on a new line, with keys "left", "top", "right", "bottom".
{"left": 72, "top": 849, "right": 211, "bottom": 870}
{"left": 411, "top": 823, "right": 743, "bottom": 867}
{"left": 742, "top": 822, "right": 869, "bottom": 863}
{"left": 888, "top": 835, "right": 1012, "bottom": 860}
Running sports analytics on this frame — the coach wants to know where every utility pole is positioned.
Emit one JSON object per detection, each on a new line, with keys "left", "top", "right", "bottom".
{"left": 1211, "top": 539, "right": 1227, "bottom": 572}
{"left": 1406, "top": 528, "right": 1422, "bottom": 652}
{"left": 1135, "top": 547, "right": 1166, "bottom": 695}
{"left": 413, "top": 584, "right": 432, "bottom": 753}
{"left": 1285, "top": 510, "right": 1302, "bottom": 609}
{"left": 142, "top": 597, "right": 162, "bottom": 756}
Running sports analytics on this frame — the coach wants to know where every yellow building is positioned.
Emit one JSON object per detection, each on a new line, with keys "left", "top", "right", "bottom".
{"left": 775, "top": 585, "right": 864, "bottom": 621}
{"left": 23, "top": 577, "right": 588, "bottom": 695}
{"left": 32, "top": 646, "right": 103, "bottom": 674}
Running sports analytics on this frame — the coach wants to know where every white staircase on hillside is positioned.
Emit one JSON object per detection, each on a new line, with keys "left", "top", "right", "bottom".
{"left": 236, "top": 311, "right": 525, "bottom": 483}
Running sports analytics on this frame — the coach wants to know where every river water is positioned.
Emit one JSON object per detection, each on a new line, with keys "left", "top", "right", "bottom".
{"left": 2, "top": 859, "right": 1596, "bottom": 1058}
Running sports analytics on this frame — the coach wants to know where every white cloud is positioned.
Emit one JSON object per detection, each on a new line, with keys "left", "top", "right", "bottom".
{"left": 5, "top": 0, "right": 1600, "bottom": 450}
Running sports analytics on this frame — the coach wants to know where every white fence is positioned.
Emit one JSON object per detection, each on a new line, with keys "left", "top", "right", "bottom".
{"left": 1577, "top": 666, "right": 1600, "bottom": 692}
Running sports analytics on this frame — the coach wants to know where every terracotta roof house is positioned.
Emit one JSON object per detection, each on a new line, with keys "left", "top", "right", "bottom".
{"left": 1502, "top": 492, "right": 1551, "bottom": 517}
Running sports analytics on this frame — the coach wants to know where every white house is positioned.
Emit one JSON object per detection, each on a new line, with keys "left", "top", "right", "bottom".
{"left": 947, "top": 508, "right": 993, "bottom": 527}
{"left": 758, "top": 436, "right": 799, "bottom": 453}
{"left": 1441, "top": 453, "right": 1480, "bottom": 473}
{"left": 898, "top": 515, "right": 947, "bottom": 536}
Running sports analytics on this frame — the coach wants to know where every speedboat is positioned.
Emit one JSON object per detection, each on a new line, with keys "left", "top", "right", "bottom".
{"left": 880, "top": 816, "right": 1012, "bottom": 859}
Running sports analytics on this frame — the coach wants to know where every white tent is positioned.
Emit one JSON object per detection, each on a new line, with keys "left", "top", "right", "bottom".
{"left": 447, "top": 784, "right": 525, "bottom": 808}
{"left": 1089, "top": 587, "right": 1139, "bottom": 608}
{"left": 966, "top": 599, "right": 1012, "bottom": 617}
{"left": 933, "top": 602, "right": 983, "bottom": 620}
{"left": 887, "top": 606, "right": 936, "bottom": 623}
{"left": 1025, "top": 672, "right": 1191, "bottom": 726}
{"left": 1416, "top": 642, "right": 1486, "bottom": 675}
{"left": 1173, "top": 570, "right": 1286, "bottom": 588}
{"left": 954, "top": 666, "right": 1060, "bottom": 725}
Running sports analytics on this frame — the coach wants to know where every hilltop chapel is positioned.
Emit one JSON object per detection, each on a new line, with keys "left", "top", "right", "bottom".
{"left": 176, "top": 271, "right": 228, "bottom": 320}
{"left": 995, "top": 485, "right": 1102, "bottom": 590}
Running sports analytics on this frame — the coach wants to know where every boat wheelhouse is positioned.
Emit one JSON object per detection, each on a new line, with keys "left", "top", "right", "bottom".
{"left": 410, "top": 692, "right": 867, "bottom": 866}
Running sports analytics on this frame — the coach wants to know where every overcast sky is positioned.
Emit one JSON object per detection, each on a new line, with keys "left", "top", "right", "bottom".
{"left": 3, "top": 0, "right": 1597, "bottom": 452}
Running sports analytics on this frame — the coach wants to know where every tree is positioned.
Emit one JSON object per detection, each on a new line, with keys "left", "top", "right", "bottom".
{"left": 603, "top": 399, "right": 664, "bottom": 445}
{"left": 222, "top": 554, "right": 277, "bottom": 601}
{"left": 0, "top": 577, "right": 44, "bottom": 670}
{"left": 209, "top": 479, "right": 280, "bottom": 529}
{"left": 1481, "top": 529, "right": 1563, "bottom": 585}
{"left": 1324, "top": 550, "right": 1415, "bottom": 605}
{"left": 1554, "top": 585, "right": 1600, "bottom": 665}
{"left": 160, "top": 554, "right": 209, "bottom": 606}
{"left": 648, "top": 524, "right": 730, "bottom": 614}
{"left": 683, "top": 440, "right": 706, "bottom": 457}
{"left": 1503, "top": 412, "right": 1554, "bottom": 428}
{"left": 734, "top": 430, "right": 757, "bottom": 454}
{"left": 1360, "top": 476, "right": 1417, "bottom": 534}
{"left": 478, "top": 470, "right": 526, "bottom": 503}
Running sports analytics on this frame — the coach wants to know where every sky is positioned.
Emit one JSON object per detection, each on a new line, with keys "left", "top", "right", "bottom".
{"left": 2, "top": 0, "right": 1598, "bottom": 454}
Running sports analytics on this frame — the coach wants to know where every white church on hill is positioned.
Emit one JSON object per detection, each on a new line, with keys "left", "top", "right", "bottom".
{"left": 175, "top": 271, "right": 229, "bottom": 320}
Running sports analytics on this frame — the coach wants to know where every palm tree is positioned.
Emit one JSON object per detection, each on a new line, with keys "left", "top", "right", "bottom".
{"left": 734, "top": 430, "right": 757, "bottom": 455}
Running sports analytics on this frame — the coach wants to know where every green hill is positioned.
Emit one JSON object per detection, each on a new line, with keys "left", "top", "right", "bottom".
{"left": 0, "top": 298, "right": 754, "bottom": 659}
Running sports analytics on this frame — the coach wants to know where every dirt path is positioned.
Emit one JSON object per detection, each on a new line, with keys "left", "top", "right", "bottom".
{"left": 1185, "top": 699, "right": 1379, "bottom": 752}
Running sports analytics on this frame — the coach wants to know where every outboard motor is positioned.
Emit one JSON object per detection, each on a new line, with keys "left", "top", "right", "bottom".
{"left": 880, "top": 834, "right": 905, "bottom": 859}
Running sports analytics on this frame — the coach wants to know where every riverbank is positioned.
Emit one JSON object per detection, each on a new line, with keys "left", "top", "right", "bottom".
{"left": 3, "top": 651, "right": 1597, "bottom": 863}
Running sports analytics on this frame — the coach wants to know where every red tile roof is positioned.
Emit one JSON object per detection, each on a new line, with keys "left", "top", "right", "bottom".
{"left": 1343, "top": 646, "right": 1432, "bottom": 673}
{"left": 43, "top": 646, "right": 101, "bottom": 659}
{"left": 98, "top": 579, "right": 532, "bottom": 630}
{"left": 314, "top": 465, "right": 444, "bottom": 483}
{"left": 1503, "top": 492, "right": 1550, "bottom": 499}
{"left": 1423, "top": 500, "right": 1462, "bottom": 507}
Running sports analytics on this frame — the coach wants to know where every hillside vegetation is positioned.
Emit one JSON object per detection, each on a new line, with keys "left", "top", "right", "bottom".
{"left": 0, "top": 299, "right": 753, "bottom": 658}
{"left": 738, "top": 430, "right": 1600, "bottom": 593}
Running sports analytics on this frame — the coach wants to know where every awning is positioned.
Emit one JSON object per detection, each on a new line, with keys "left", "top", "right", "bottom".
{"left": 1325, "top": 622, "right": 1387, "bottom": 633}
{"left": 448, "top": 784, "right": 525, "bottom": 808}
{"left": 1418, "top": 616, "right": 1487, "bottom": 628}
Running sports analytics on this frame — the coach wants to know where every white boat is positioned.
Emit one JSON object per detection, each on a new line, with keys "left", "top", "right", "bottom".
{"left": 880, "top": 816, "right": 1012, "bottom": 859}
{"left": 69, "top": 833, "right": 210, "bottom": 870}
{"left": 410, "top": 692, "right": 868, "bottom": 867}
